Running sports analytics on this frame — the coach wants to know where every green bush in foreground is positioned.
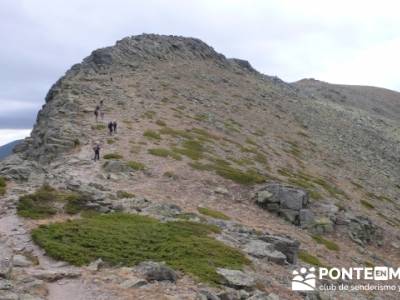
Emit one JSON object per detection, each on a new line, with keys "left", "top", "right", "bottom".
{"left": 32, "top": 213, "right": 249, "bottom": 284}
{"left": 0, "top": 177, "right": 6, "bottom": 196}
{"left": 198, "top": 207, "right": 231, "bottom": 220}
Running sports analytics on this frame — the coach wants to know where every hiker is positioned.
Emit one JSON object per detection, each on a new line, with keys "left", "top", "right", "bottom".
{"left": 100, "top": 100, "right": 104, "bottom": 107}
{"left": 108, "top": 121, "right": 113, "bottom": 135}
{"left": 94, "top": 109, "right": 99, "bottom": 121}
{"left": 112, "top": 121, "right": 117, "bottom": 133}
{"left": 93, "top": 143, "right": 101, "bottom": 161}
{"left": 100, "top": 110, "right": 105, "bottom": 120}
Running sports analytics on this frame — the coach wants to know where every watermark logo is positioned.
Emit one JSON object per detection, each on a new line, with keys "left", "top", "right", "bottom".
{"left": 292, "top": 267, "right": 316, "bottom": 291}
{"left": 291, "top": 266, "right": 400, "bottom": 292}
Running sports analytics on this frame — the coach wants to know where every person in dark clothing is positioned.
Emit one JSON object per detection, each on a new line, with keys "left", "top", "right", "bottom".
{"left": 93, "top": 143, "right": 100, "bottom": 161}
{"left": 94, "top": 109, "right": 99, "bottom": 121}
{"left": 112, "top": 121, "right": 117, "bottom": 133}
{"left": 108, "top": 121, "right": 113, "bottom": 135}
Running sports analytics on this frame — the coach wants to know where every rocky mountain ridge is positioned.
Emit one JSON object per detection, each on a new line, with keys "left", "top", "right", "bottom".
{"left": 0, "top": 34, "right": 399, "bottom": 300}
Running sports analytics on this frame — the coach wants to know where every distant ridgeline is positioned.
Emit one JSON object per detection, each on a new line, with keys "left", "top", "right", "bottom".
{"left": 0, "top": 140, "right": 22, "bottom": 160}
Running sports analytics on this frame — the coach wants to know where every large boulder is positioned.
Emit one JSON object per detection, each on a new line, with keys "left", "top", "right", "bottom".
{"left": 256, "top": 183, "right": 314, "bottom": 227}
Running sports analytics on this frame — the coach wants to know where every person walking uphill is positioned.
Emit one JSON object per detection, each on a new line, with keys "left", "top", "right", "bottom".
{"left": 108, "top": 121, "right": 113, "bottom": 135}
{"left": 94, "top": 108, "right": 99, "bottom": 122}
{"left": 112, "top": 121, "right": 117, "bottom": 133}
{"left": 93, "top": 143, "right": 101, "bottom": 161}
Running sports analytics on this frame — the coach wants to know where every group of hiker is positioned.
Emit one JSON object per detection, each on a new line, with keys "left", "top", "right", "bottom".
{"left": 108, "top": 121, "right": 118, "bottom": 135}
{"left": 92, "top": 101, "right": 119, "bottom": 161}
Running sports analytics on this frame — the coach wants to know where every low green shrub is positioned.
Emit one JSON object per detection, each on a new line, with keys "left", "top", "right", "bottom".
{"left": 188, "top": 160, "right": 265, "bottom": 185}
{"left": 0, "top": 177, "right": 6, "bottom": 196}
{"left": 91, "top": 124, "right": 106, "bottom": 130}
{"left": 312, "top": 235, "right": 340, "bottom": 251}
{"left": 198, "top": 207, "right": 230, "bottom": 220}
{"left": 17, "top": 185, "right": 60, "bottom": 219}
{"left": 360, "top": 199, "right": 375, "bottom": 209}
{"left": 143, "top": 130, "right": 161, "bottom": 140}
{"left": 17, "top": 185, "right": 92, "bottom": 218}
{"left": 32, "top": 213, "right": 249, "bottom": 284}
{"left": 127, "top": 161, "right": 145, "bottom": 170}
{"left": 172, "top": 140, "right": 204, "bottom": 160}
{"left": 155, "top": 120, "right": 166, "bottom": 126}
{"left": 148, "top": 148, "right": 182, "bottom": 160}
{"left": 103, "top": 153, "right": 123, "bottom": 160}
{"left": 298, "top": 250, "right": 324, "bottom": 267}
{"left": 116, "top": 190, "right": 135, "bottom": 199}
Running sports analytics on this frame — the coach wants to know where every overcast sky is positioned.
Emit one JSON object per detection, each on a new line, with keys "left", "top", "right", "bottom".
{"left": 1, "top": 0, "right": 399, "bottom": 146}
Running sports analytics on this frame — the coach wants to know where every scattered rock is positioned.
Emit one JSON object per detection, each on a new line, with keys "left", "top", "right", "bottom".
{"left": 142, "top": 203, "right": 182, "bottom": 219}
{"left": 119, "top": 278, "right": 148, "bottom": 289}
{"left": 216, "top": 268, "right": 255, "bottom": 289}
{"left": 12, "top": 254, "right": 33, "bottom": 267}
{"left": 243, "top": 240, "right": 286, "bottom": 265}
{"left": 259, "top": 235, "right": 300, "bottom": 264}
{"left": 348, "top": 216, "right": 384, "bottom": 246}
{"left": 0, "top": 290, "right": 19, "bottom": 300}
{"left": 103, "top": 160, "right": 132, "bottom": 173}
{"left": 0, "top": 279, "right": 13, "bottom": 290}
{"left": 137, "top": 261, "right": 177, "bottom": 282}
{"left": 0, "top": 243, "right": 13, "bottom": 278}
{"left": 309, "top": 217, "right": 334, "bottom": 235}
{"left": 19, "top": 294, "right": 45, "bottom": 300}
{"left": 214, "top": 187, "right": 230, "bottom": 196}
{"left": 247, "top": 291, "right": 272, "bottom": 300}
{"left": 87, "top": 258, "right": 103, "bottom": 271}
{"left": 27, "top": 269, "right": 81, "bottom": 282}
{"left": 256, "top": 183, "right": 314, "bottom": 227}
{"left": 197, "top": 290, "right": 220, "bottom": 300}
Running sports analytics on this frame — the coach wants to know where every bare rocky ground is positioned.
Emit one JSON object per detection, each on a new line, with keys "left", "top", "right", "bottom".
{"left": 0, "top": 34, "right": 399, "bottom": 300}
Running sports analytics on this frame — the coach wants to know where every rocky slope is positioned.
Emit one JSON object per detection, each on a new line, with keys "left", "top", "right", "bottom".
{"left": 0, "top": 34, "right": 399, "bottom": 300}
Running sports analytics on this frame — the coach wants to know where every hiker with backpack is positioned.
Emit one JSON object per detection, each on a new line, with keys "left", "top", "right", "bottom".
{"left": 108, "top": 121, "right": 113, "bottom": 135}
{"left": 112, "top": 121, "right": 117, "bottom": 133}
{"left": 94, "top": 108, "right": 99, "bottom": 121}
{"left": 93, "top": 143, "right": 101, "bottom": 161}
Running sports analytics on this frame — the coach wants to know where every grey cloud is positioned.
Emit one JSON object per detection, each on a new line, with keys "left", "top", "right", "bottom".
{"left": 0, "top": 0, "right": 399, "bottom": 131}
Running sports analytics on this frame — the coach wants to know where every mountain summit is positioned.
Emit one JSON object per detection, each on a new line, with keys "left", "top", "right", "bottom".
{"left": 0, "top": 34, "right": 399, "bottom": 299}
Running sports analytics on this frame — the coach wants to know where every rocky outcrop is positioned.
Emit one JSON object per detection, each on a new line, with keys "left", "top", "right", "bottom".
{"left": 256, "top": 183, "right": 314, "bottom": 227}
{"left": 348, "top": 215, "right": 384, "bottom": 246}
{"left": 0, "top": 155, "right": 43, "bottom": 181}
{"left": 0, "top": 241, "right": 13, "bottom": 278}
{"left": 243, "top": 240, "right": 286, "bottom": 265}
{"left": 258, "top": 234, "right": 300, "bottom": 264}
